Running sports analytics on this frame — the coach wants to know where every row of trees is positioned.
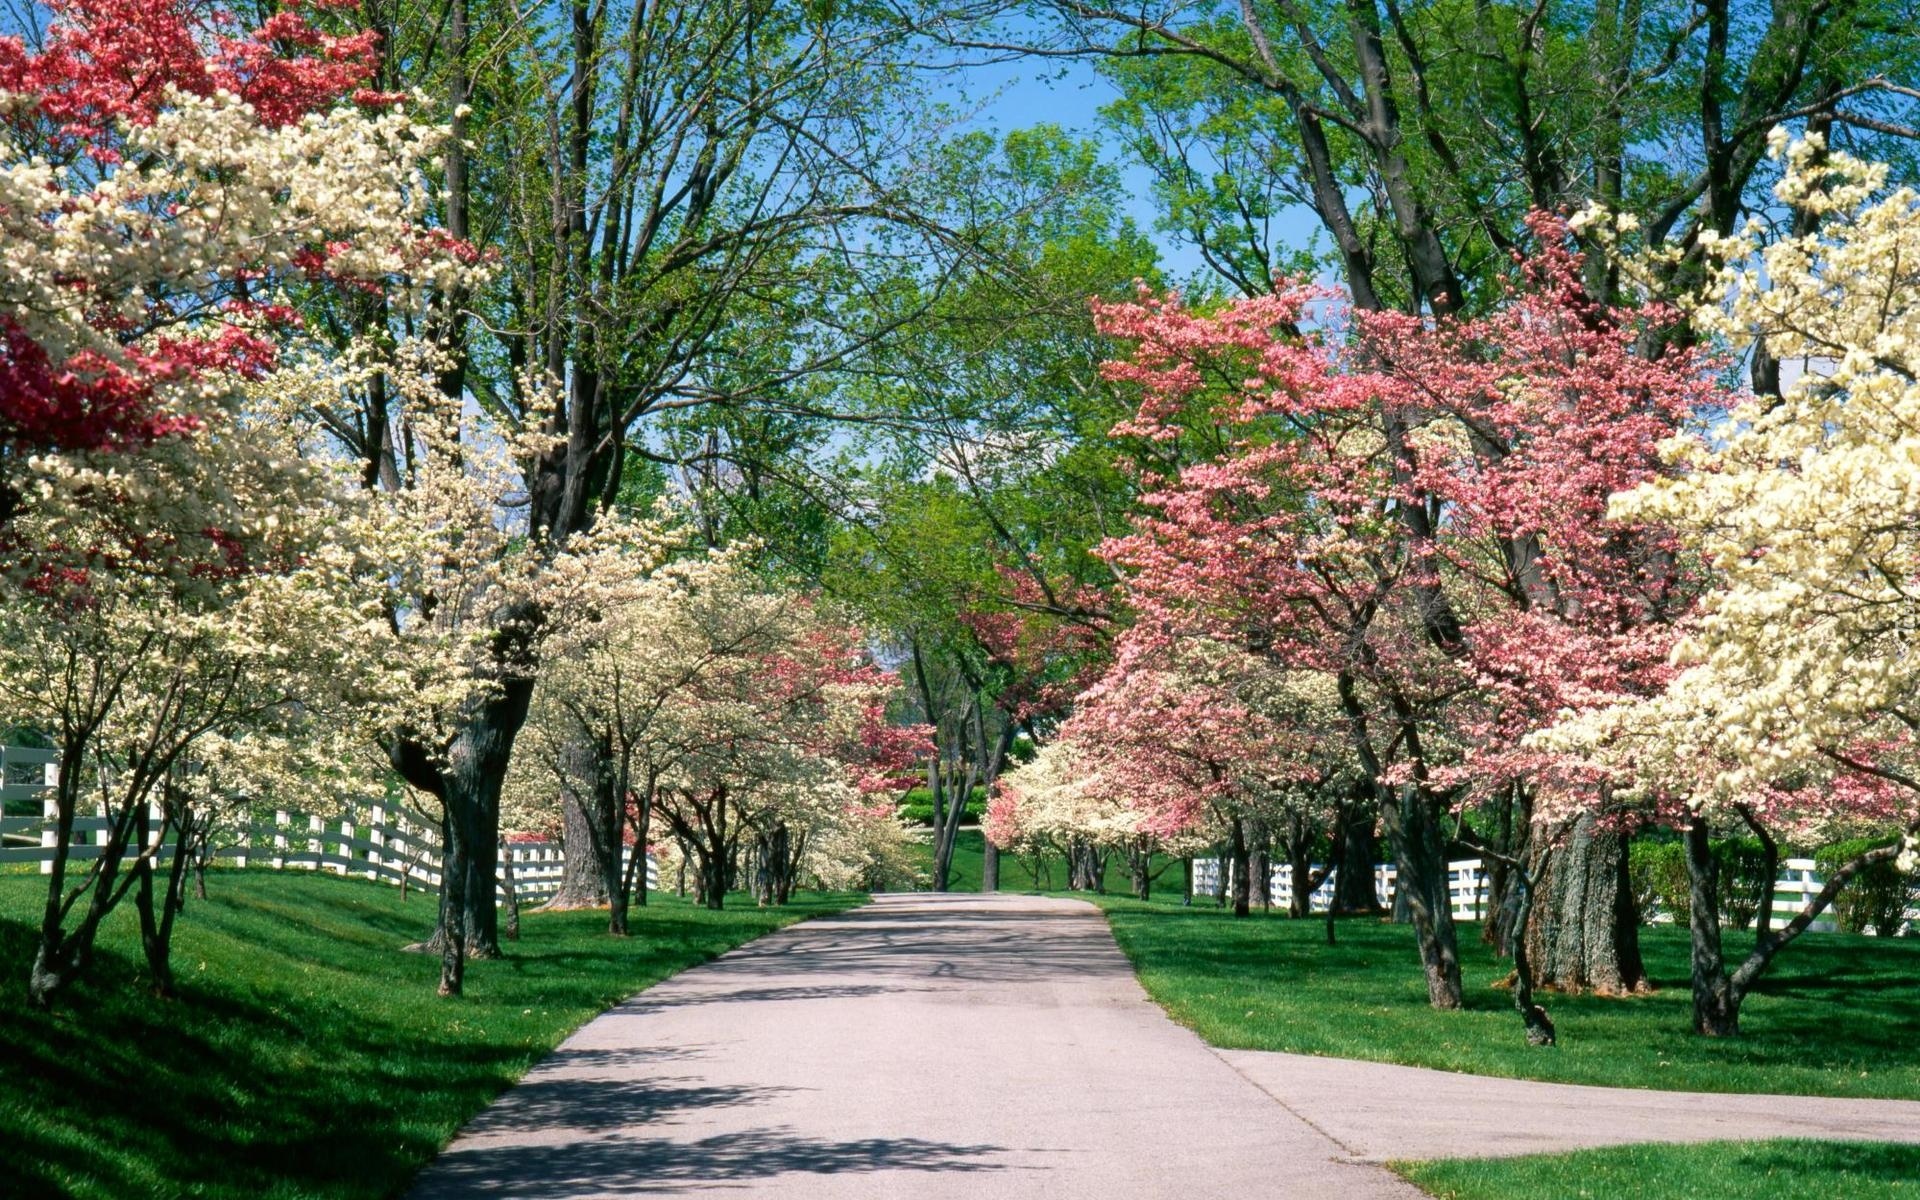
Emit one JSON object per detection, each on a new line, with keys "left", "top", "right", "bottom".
{"left": 0, "top": 0, "right": 950, "bottom": 1006}
{"left": 6, "top": 0, "right": 1920, "bottom": 1054}
{"left": 505, "top": 521, "right": 928, "bottom": 934}
{"left": 993, "top": 145, "right": 1920, "bottom": 1042}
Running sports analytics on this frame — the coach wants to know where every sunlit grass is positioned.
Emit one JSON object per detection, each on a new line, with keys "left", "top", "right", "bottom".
{"left": 1395, "top": 1139, "right": 1920, "bottom": 1199}
{"left": 1094, "top": 896, "right": 1920, "bottom": 1099}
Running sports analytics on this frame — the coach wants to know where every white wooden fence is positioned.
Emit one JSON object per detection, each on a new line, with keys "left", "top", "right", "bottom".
{"left": 0, "top": 743, "right": 652, "bottom": 904}
{"left": 1192, "top": 855, "right": 1918, "bottom": 934}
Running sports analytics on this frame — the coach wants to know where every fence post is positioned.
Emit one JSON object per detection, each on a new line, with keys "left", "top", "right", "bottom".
{"left": 272, "top": 809, "right": 288, "bottom": 868}
{"left": 367, "top": 804, "right": 385, "bottom": 881}
{"left": 39, "top": 789, "right": 57, "bottom": 876}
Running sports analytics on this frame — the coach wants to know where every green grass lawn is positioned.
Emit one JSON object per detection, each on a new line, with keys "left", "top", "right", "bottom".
{"left": 916, "top": 827, "right": 1191, "bottom": 896}
{"left": 1394, "top": 1140, "right": 1920, "bottom": 1199}
{"left": 1094, "top": 897, "right": 1920, "bottom": 1099}
{"left": 0, "top": 868, "right": 859, "bottom": 1200}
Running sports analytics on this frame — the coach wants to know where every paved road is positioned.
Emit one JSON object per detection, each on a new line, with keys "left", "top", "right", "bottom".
{"left": 406, "top": 893, "right": 1422, "bottom": 1198}
{"left": 408, "top": 893, "right": 1920, "bottom": 1198}
{"left": 1223, "top": 1049, "right": 1920, "bottom": 1163}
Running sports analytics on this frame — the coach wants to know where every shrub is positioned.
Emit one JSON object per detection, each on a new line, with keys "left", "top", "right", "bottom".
{"left": 1814, "top": 838, "right": 1915, "bottom": 936}
{"left": 896, "top": 787, "right": 987, "bottom": 827}
{"left": 1627, "top": 836, "right": 1775, "bottom": 930}
{"left": 1717, "top": 838, "right": 1773, "bottom": 932}
{"left": 1630, "top": 840, "right": 1689, "bottom": 926}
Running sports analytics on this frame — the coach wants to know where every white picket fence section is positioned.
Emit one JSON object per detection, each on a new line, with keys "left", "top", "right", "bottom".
{"left": 0, "top": 744, "right": 652, "bottom": 904}
{"left": 1192, "top": 854, "right": 1918, "bottom": 933}
{"left": 1194, "top": 857, "right": 1490, "bottom": 917}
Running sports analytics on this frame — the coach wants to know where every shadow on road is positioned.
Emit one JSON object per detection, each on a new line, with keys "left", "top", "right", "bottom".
{"left": 463, "top": 1076, "right": 799, "bottom": 1135}
{"left": 414, "top": 1127, "right": 1014, "bottom": 1197}
{"left": 641, "top": 899, "right": 1133, "bottom": 991}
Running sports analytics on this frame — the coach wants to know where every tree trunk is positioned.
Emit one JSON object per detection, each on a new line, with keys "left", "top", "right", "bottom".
{"left": 544, "top": 767, "right": 611, "bottom": 910}
{"left": 28, "top": 748, "right": 99, "bottom": 1008}
{"left": 1523, "top": 812, "right": 1648, "bottom": 995}
{"left": 928, "top": 758, "right": 956, "bottom": 892}
{"left": 775, "top": 826, "right": 799, "bottom": 905}
{"left": 1685, "top": 817, "right": 1740, "bottom": 1036}
{"left": 1230, "top": 818, "right": 1252, "bottom": 918}
{"left": 392, "top": 683, "right": 528, "bottom": 967}
{"left": 132, "top": 803, "right": 189, "bottom": 1000}
{"left": 1129, "top": 843, "right": 1152, "bottom": 900}
{"left": 1333, "top": 795, "right": 1383, "bottom": 914}
{"left": 1288, "top": 847, "right": 1315, "bottom": 919}
{"left": 752, "top": 832, "right": 775, "bottom": 907}
{"left": 1506, "top": 850, "right": 1556, "bottom": 1047}
{"left": 1384, "top": 784, "right": 1464, "bottom": 1009}
{"left": 981, "top": 839, "right": 999, "bottom": 893}
{"left": 1249, "top": 818, "right": 1271, "bottom": 911}
{"left": 500, "top": 848, "right": 521, "bottom": 942}
{"left": 1483, "top": 783, "right": 1527, "bottom": 954}
{"left": 438, "top": 797, "right": 469, "bottom": 997}
{"left": 1067, "top": 839, "right": 1102, "bottom": 891}
{"left": 1181, "top": 855, "right": 1193, "bottom": 906}
{"left": 695, "top": 817, "right": 729, "bottom": 911}
{"left": 627, "top": 795, "right": 652, "bottom": 913}
{"left": 750, "top": 824, "right": 794, "bottom": 907}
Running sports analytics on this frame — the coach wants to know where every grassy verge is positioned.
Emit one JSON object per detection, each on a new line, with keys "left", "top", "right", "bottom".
{"left": 1093, "top": 896, "right": 1920, "bottom": 1099}
{"left": 1394, "top": 1140, "right": 1920, "bottom": 1199}
{"left": 0, "top": 869, "right": 860, "bottom": 1200}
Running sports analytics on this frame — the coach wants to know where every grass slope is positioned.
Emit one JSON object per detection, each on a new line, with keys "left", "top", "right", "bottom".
{"left": 1395, "top": 1140, "right": 1920, "bottom": 1199}
{"left": 1095, "top": 897, "right": 1920, "bottom": 1099}
{"left": 0, "top": 869, "right": 859, "bottom": 1200}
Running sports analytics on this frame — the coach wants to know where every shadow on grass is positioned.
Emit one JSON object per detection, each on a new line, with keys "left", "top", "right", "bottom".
{"left": 0, "top": 870, "right": 859, "bottom": 1200}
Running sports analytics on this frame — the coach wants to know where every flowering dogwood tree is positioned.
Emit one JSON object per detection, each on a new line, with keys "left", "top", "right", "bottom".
{"left": 652, "top": 581, "right": 926, "bottom": 909}
{"left": 1548, "top": 137, "right": 1920, "bottom": 1035}
{"left": 0, "top": 0, "right": 481, "bottom": 1003}
{"left": 994, "top": 636, "right": 1326, "bottom": 904}
{"left": 0, "top": 415, "right": 393, "bottom": 1006}
{"left": 0, "top": 0, "right": 446, "bottom": 521}
{"left": 1091, "top": 230, "right": 1715, "bottom": 1008}
{"left": 513, "top": 539, "right": 926, "bottom": 913}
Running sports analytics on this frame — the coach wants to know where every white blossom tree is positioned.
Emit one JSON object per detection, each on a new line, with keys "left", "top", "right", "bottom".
{"left": 1548, "top": 135, "right": 1920, "bottom": 1034}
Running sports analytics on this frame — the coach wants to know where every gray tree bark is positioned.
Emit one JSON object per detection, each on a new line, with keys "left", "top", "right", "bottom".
{"left": 1523, "top": 813, "right": 1648, "bottom": 995}
{"left": 543, "top": 767, "right": 612, "bottom": 910}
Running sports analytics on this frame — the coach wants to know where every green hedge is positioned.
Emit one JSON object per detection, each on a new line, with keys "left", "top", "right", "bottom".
{"left": 1813, "top": 838, "right": 1914, "bottom": 936}
{"left": 897, "top": 787, "right": 987, "bottom": 827}
{"left": 1628, "top": 838, "right": 1773, "bottom": 931}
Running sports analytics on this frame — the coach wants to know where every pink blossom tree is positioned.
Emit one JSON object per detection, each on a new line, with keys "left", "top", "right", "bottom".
{"left": 0, "top": 0, "right": 400, "bottom": 506}
{"left": 1091, "top": 228, "right": 1716, "bottom": 1009}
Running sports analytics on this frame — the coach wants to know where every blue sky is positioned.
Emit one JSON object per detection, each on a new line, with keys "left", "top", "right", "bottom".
{"left": 929, "top": 51, "right": 1330, "bottom": 289}
{"left": 926, "top": 54, "right": 1217, "bottom": 282}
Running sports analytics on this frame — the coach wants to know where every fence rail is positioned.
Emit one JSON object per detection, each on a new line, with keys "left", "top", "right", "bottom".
{"left": 0, "top": 745, "right": 652, "bottom": 903}
{"left": 1192, "top": 855, "right": 1917, "bottom": 934}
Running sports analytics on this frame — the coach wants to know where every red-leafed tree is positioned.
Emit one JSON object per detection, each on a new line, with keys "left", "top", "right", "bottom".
{"left": 0, "top": 0, "right": 398, "bottom": 518}
{"left": 1357, "top": 228, "right": 1717, "bottom": 996}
